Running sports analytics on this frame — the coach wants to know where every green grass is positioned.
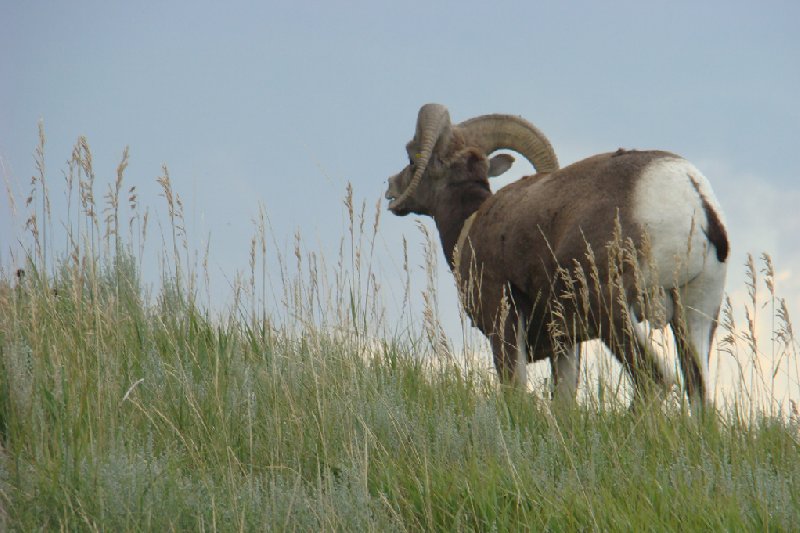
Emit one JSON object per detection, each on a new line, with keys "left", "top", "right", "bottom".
{"left": 0, "top": 133, "right": 798, "bottom": 530}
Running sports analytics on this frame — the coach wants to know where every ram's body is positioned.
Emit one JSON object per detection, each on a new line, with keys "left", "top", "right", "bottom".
{"left": 385, "top": 104, "right": 728, "bottom": 409}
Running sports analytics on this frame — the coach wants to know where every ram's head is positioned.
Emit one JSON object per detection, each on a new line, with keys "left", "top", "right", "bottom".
{"left": 385, "top": 103, "right": 559, "bottom": 216}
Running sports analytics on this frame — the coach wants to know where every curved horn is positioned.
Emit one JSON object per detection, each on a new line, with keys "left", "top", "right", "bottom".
{"left": 390, "top": 103, "right": 452, "bottom": 209}
{"left": 456, "top": 114, "right": 559, "bottom": 173}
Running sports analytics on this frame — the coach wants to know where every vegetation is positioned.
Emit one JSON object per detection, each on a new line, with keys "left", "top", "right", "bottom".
{"left": 0, "top": 132, "right": 798, "bottom": 530}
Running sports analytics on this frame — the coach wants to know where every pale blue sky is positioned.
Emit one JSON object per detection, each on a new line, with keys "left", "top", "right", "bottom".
{"left": 2, "top": 1, "right": 799, "bottom": 351}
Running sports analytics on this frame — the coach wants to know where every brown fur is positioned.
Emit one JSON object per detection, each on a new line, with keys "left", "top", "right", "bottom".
{"left": 452, "top": 150, "right": 677, "bottom": 382}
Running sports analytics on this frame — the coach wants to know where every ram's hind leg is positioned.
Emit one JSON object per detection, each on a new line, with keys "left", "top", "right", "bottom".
{"left": 603, "top": 310, "right": 673, "bottom": 408}
{"left": 669, "top": 260, "right": 726, "bottom": 411}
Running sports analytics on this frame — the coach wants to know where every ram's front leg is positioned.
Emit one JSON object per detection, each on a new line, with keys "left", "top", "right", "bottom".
{"left": 550, "top": 345, "right": 581, "bottom": 404}
{"left": 489, "top": 307, "right": 528, "bottom": 389}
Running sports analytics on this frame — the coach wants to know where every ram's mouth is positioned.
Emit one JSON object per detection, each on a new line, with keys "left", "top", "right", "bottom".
{"left": 385, "top": 188, "right": 400, "bottom": 211}
{"left": 385, "top": 192, "right": 409, "bottom": 216}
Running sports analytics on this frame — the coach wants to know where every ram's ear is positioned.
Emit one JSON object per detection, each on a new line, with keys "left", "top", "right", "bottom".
{"left": 487, "top": 153, "right": 515, "bottom": 177}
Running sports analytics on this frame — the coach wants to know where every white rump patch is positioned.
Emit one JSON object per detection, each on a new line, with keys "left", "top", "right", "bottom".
{"left": 633, "top": 157, "right": 727, "bottom": 288}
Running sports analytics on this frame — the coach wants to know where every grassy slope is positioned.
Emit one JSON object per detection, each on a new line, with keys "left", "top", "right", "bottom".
{"left": 0, "top": 265, "right": 798, "bottom": 531}
{"left": 0, "top": 137, "right": 798, "bottom": 530}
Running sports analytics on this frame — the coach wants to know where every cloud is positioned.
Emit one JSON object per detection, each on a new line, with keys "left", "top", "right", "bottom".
{"left": 698, "top": 158, "right": 800, "bottom": 314}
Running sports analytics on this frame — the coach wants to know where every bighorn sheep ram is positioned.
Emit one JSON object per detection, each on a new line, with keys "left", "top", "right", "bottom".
{"left": 385, "top": 103, "right": 728, "bottom": 409}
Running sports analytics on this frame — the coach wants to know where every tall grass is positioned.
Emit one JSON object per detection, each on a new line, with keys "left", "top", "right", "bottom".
{"left": 0, "top": 134, "right": 798, "bottom": 530}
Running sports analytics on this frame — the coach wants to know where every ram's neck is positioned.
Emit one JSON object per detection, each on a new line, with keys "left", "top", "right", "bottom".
{"left": 433, "top": 182, "right": 492, "bottom": 269}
